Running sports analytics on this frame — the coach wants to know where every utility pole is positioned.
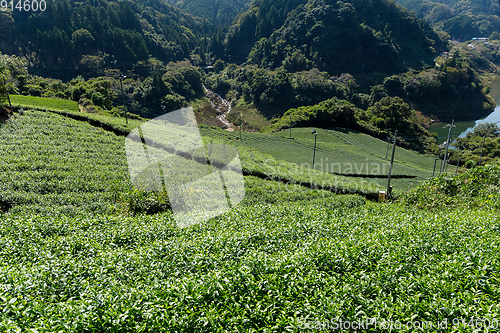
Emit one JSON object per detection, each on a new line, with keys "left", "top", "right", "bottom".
{"left": 432, "top": 154, "right": 439, "bottom": 177}
{"left": 385, "top": 136, "right": 390, "bottom": 159}
{"left": 312, "top": 129, "right": 317, "bottom": 168}
{"left": 439, "top": 155, "right": 443, "bottom": 174}
{"left": 479, "top": 135, "right": 486, "bottom": 166}
{"left": 161, "top": 105, "right": 166, "bottom": 125}
{"left": 387, "top": 130, "right": 397, "bottom": 197}
{"left": 239, "top": 113, "right": 242, "bottom": 140}
{"left": 455, "top": 157, "right": 460, "bottom": 175}
{"left": 120, "top": 74, "right": 128, "bottom": 125}
{"left": 289, "top": 115, "right": 292, "bottom": 139}
{"left": 441, "top": 119, "right": 455, "bottom": 173}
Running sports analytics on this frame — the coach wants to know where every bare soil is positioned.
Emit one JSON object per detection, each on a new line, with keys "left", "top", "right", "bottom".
{"left": 0, "top": 105, "right": 12, "bottom": 123}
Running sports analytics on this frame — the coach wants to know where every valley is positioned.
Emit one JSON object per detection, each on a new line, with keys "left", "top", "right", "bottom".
{"left": 1, "top": 0, "right": 500, "bottom": 330}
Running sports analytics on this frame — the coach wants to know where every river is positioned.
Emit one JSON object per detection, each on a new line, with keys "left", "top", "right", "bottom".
{"left": 429, "top": 78, "right": 500, "bottom": 144}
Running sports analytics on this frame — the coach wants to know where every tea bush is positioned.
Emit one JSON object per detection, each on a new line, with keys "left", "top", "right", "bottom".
{"left": 1, "top": 204, "right": 500, "bottom": 331}
{"left": 402, "top": 163, "right": 500, "bottom": 210}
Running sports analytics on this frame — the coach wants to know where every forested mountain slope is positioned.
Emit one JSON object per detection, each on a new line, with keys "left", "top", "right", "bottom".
{"left": 225, "top": 0, "right": 447, "bottom": 74}
{"left": 0, "top": 0, "right": 213, "bottom": 78}
{"left": 395, "top": 0, "right": 500, "bottom": 38}
{"left": 164, "top": 0, "right": 253, "bottom": 27}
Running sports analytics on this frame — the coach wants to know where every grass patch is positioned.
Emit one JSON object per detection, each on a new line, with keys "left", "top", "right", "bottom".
{"left": 10, "top": 95, "right": 143, "bottom": 135}
{"left": 226, "top": 97, "right": 272, "bottom": 131}
{"left": 10, "top": 95, "right": 80, "bottom": 112}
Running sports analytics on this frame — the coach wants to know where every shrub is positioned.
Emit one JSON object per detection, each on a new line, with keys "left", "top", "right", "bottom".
{"left": 401, "top": 162, "right": 500, "bottom": 209}
{"left": 125, "top": 189, "right": 171, "bottom": 215}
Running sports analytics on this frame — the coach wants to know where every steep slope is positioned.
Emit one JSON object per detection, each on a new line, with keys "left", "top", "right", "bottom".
{"left": 0, "top": 0, "right": 213, "bottom": 78}
{"left": 395, "top": 0, "right": 500, "bottom": 38}
{"left": 225, "top": 0, "right": 447, "bottom": 74}
{"left": 164, "top": 0, "right": 253, "bottom": 27}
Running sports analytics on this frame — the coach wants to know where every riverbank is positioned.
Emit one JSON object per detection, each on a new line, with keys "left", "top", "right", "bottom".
{"left": 429, "top": 79, "right": 500, "bottom": 143}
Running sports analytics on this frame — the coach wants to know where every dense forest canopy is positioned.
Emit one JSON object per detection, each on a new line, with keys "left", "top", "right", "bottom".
{"left": 225, "top": 0, "right": 447, "bottom": 74}
{"left": 395, "top": 0, "right": 500, "bottom": 38}
{"left": 0, "top": 0, "right": 214, "bottom": 78}
{"left": 164, "top": 0, "right": 253, "bottom": 27}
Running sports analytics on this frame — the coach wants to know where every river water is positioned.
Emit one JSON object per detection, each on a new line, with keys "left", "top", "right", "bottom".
{"left": 429, "top": 78, "right": 500, "bottom": 143}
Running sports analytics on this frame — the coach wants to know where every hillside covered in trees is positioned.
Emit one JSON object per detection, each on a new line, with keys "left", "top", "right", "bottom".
{"left": 395, "top": 0, "right": 500, "bottom": 38}
{"left": 225, "top": 0, "right": 447, "bottom": 74}
{"left": 164, "top": 0, "right": 252, "bottom": 27}
{"left": 0, "top": 0, "right": 213, "bottom": 78}
{"left": 201, "top": 0, "right": 494, "bottom": 144}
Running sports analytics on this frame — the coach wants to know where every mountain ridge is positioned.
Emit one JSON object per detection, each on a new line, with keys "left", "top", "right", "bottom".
{"left": 0, "top": 0, "right": 213, "bottom": 78}
{"left": 164, "top": 0, "right": 253, "bottom": 26}
{"left": 225, "top": 0, "right": 447, "bottom": 74}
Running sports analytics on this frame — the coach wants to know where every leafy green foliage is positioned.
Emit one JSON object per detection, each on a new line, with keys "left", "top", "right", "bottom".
{"left": 237, "top": 146, "right": 381, "bottom": 196}
{"left": 367, "top": 97, "right": 425, "bottom": 136}
{"left": 0, "top": 108, "right": 382, "bottom": 216}
{"left": 131, "top": 65, "right": 205, "bottom": 113}
{"left": 264, "top": 97, "right": 359, "bottom": 130}
{"left": 204, "top": 65, "right": 349, "bottom": 120}
{"left": 165, "top": 0, "right": 252, "bottom": 27}
{"left": 9, "top": 95, "right": 143, "bottom": 134}
{"left": 2, "top": 97, "right": 500, "bottom": 331}
{"left": 3, "top": 98, "right": 440, "bottom": 197}
{"left": 401, "top": 162, "right": 500, "bottom": 209}
{"left": 201, "top": 126, "right": 438, "bottom": 192}
{"left": 1, "top": 0, "right": 213, "bottom": 76}
{"left": 6, "top": 59, "right": 205, "bottom": 118}
{"left": 125, "top": 188, "right": 171, "bottom": 215}
{"left": 263, "top": 96, "right": 432, "bottom": 150}
{"left": 242, "top": 176, "right": 367, "bottom": 207}
{"left": 1, "top": 202, "right": 500, "bottom": 330}
{"left": 0, "top": 110, "right": 131, "bottom": 215}
{"left": 377, "top": 61, "right": 494, "bottom": 122}
{"left": 396, "top": 0, "right": 500, "bottom": 37}
{"left": 10, "top": 95, "right": 79, "bottom": 112}
{"left": 452, "top": 123, "right": 500, "bottom": 165}
{"left": 227, "top": 0, "right": 446, "bottom": 74}
{"left": 0, "top": 56, "right": 8, "bottom": 106}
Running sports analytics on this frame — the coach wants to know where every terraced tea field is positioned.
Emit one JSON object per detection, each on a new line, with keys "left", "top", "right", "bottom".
{"left": 10, "top": 95, "right": 143, "bottom": 134}
{"left": 0, "top": 110, "right": 129, "bottom": 215}
{"left": 199, "top": 126, "right": 439, "bottom": 192}
{"left": 1, "top": 105, "right": 498, "bottom": 331}
{"left": 0, "top": 110, "right": 378, "bottom": 214}
{"left": 11, "top": 96, "right": 443, "bottom": 194}
{"left": 10, "top": 95, "right": 81, "bottom": 113}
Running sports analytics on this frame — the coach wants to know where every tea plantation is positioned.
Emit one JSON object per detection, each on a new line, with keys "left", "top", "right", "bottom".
{"left": 1, "top": 108, "right": 500, "bottom": 331}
